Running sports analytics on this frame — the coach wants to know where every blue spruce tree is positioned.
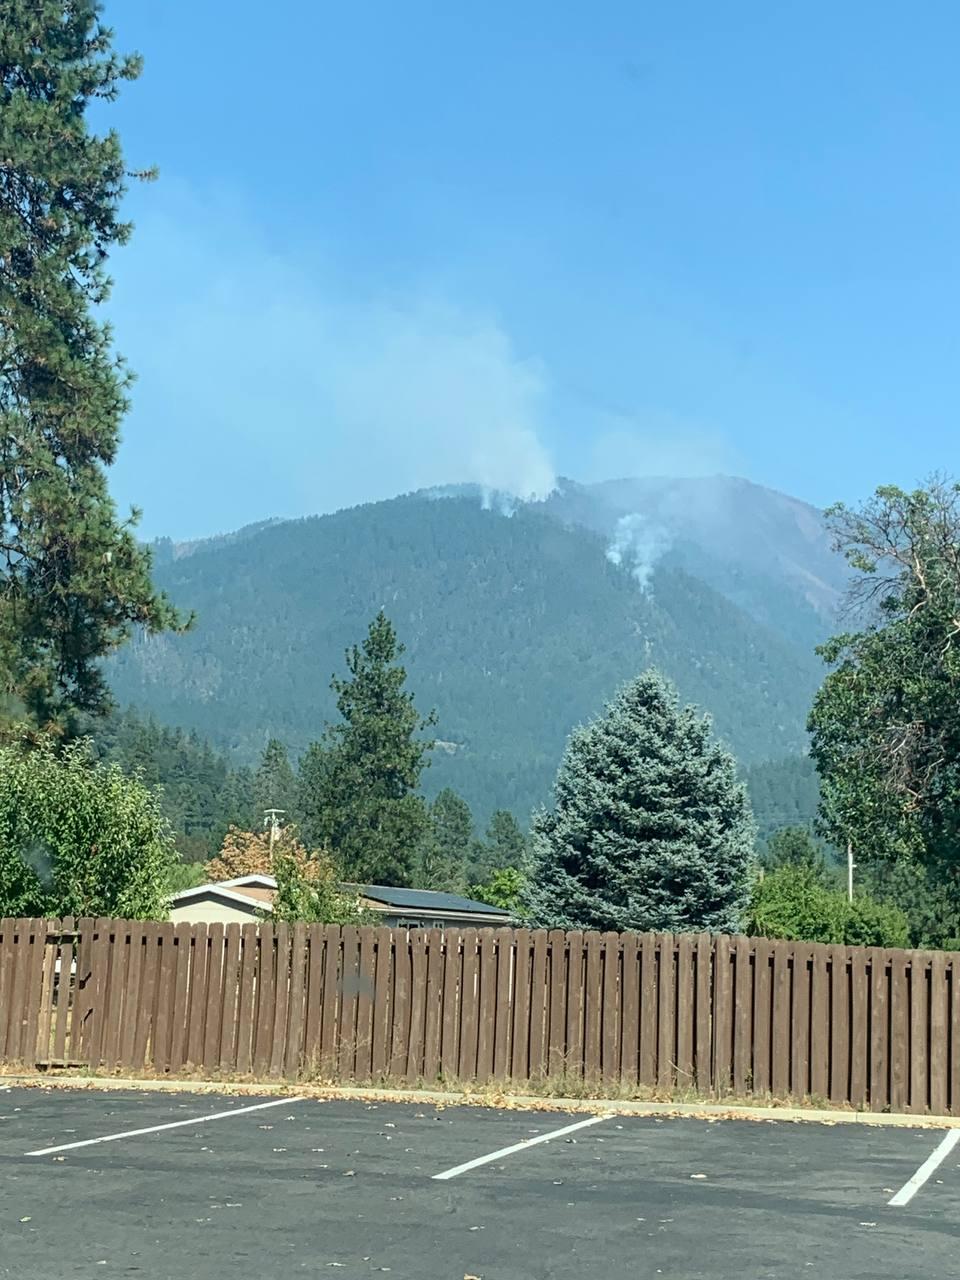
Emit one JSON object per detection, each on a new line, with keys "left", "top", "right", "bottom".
{"left": 525, "top": 670, "right": 755, "bottom": 933}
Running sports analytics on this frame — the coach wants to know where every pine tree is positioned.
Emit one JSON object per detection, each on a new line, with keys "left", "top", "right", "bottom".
{"left": 0, "top": 2, "right": 183, "bottom": 726}
{"left": 475, "top": 809, "right": 528, "bottom": 879}
{"left": 417, "top": 788, "right": 472, "bottom": 892}
{"left": 525, "top": 670, "right": 755, "bottom": 933}
{"left": 253, "top": 739, "right": 298, "bottom": 824}
{"left": 298, "top": 612, "right": 435, "bottom": 885}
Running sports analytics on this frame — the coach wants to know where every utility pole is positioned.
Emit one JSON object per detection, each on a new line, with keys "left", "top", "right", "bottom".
{"left": 263, "top": 809, "right": 285, "bottom": 853}
{"left": 847, "top": 840, "right": 854, "bottom": 903}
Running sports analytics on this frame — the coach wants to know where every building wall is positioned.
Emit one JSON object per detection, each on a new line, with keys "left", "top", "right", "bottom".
{"left": 169, "top": 898, "right": 262, "bottom": 925}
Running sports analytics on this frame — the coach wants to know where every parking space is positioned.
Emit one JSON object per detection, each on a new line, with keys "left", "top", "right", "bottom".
{"left": 2, "top": 1085, "right": 960, "bottom": 1278}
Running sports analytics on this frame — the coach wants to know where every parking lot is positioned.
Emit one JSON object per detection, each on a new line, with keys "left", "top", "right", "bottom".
{"left": 2, "top": 1086, "right": 960, "bottom": 1279}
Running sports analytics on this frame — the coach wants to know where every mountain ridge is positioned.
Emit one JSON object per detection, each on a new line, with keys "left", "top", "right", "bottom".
{"left": 110, "top": 476, "right": 837, "bottom": 820}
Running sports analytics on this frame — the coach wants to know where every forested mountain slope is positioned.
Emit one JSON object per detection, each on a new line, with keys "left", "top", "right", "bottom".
{"left": 109, "top": 492, "right": 825, "bottom": 818}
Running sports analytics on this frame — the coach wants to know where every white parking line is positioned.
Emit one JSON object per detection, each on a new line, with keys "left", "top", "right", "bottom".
{"left": 888, "top": 1130, "right": 960, "bottom": 1207}
{"left": 432, "top": 1114, "right": 610, "bottom": 1181}
{"left": 25, "top": 1098, "right": 296, "bottom": 1156}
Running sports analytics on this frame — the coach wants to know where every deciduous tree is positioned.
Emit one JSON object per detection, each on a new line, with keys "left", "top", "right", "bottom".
{"left": 0, "top": 735, "right": 175, "bottom": 917}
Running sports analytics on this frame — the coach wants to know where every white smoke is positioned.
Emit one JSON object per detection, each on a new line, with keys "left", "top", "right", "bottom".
{"left": 107, "top": 188, "right": 557, "bottom": 537}
{"left": 606, "top": 513, "right": 672, "bottom": 591}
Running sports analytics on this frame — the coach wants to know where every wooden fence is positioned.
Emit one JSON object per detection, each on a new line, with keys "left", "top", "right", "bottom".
{"left": 0, "top": 918, "right": 958, "bottom": 1113}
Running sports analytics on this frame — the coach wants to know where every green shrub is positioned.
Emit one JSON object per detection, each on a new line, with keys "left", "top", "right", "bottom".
{"left": 746, "top": 863, "right": 910, "bottom": 948}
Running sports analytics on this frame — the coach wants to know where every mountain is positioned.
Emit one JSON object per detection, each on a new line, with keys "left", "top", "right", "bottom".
{"left": 108, "top": 477, "right": 837, "bottom": 821}
{"left": 545, "top": 475, "right": 848, "bottom": 652}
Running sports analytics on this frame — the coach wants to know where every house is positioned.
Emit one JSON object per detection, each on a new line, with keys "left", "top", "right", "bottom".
{"left": 168, "top": 874, "right": 513, "bottom": 929}
{"left": 168, "top": 874, "right": 277, "bottom": 925}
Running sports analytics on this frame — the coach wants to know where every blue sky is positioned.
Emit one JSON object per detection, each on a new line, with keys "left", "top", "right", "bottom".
{"left": 102, "top": 2, "right": 960, "bottom": 538}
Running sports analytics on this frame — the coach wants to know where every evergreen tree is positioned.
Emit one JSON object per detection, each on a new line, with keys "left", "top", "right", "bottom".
{"left": 253, "top": 739, "right": 298, "bottom": 824}
{"left": 525, "top": 670, "right": 755, "bottom": 933}
{"left": 298, "top": 612, "right": 435, "bottom": 885}
{"left": 761, "top": 826, "right": 828, "bottom": 879}
{"left": 0, "top": 2, "right": 183, "bottom": 725}
{"left": 417, "top": 788, "right": 472, "bottom": 892}
{"left": 475, "top": 809, "right": 528, "bottom": 879}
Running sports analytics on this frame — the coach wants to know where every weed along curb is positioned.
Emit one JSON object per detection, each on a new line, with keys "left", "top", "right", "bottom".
{"left": 3, "top": 1073, "right": 958, "bottom": 1129}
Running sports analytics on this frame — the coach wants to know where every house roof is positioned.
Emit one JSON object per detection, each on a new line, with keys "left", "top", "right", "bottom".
{"left": 169, "top": 883, "right": 273, "bottom": 910}
{"left": 357, "top": 884, "right": 511, "bottom": 917}
{"left": 170, "top": 875, "right": 509, "bottom": 920}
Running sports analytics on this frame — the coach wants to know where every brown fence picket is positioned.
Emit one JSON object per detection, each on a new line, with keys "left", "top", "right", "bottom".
{"left": 581, "top": 932, "right": 602, "bottom": 1083}
{"left": 676, "top": 935, "right": 695, "bottom": 1090}
{"left": 771, "top": 943, "right": 791, "bottom": 1097}
{"left": 528, "top": 930, "right": 549, "bottom": 1080}
{"left": 951, "top": 957, "right": 960, "bottom": 1115}
{"left": 546, "top": 930, "right": 568, "bottom": 1080}
{"left": 0, "top": 919, "right": 15, "bottom": 1059}
{"left": 695, "top": 933, "right": 712, "bottom": 1092}
{"left": 354, "top": 927, "right": 377, "bottom": 1081}
{"left": 235, "top": 925, "right": 259, "bottom": 1075}
{"left": 202, "top": 923, "right": 227, "bottom": 1076}
{"left": 889, "top": 950, "right": 909, "bottom": 1111}
{"left": 753, "top": 939, "right": 774, "bottom": 1096}
{"left": 476, "top": 930, "right": 500, "bottom": 1083}
{"left": 267, "top": 923, "right": 290, "bottom": 1079}
{"left": 5, "top": 919, "right": 34, "bottom": 1063}
{"left": 829, "top": 947, "right": 850, "bottom": 1106}
{"left": 284, "top": 923, "right": 308, "bottom": 1081}
{"left": 186, "top": 925, "right": 209, "bottom": 1070}
{"left": 116, "top": 921, "right": 144, "bottom": 1070}
{"left": 406, "top": 930, "right": 429, "bottom": 1083}
{"left": 423, "top": 929, "right": 445, "bottom": 1083}
{"left": 52, "top": 917, "right": 77, "bottom": 1066}
{"left": 869, "top": 949, "right": 889, "bottom": 1112}
{"left": 130, "top": 923, "right": 159, "bottom": 1071}
{"left": 493, "top": 930, "right": 514, "bottom": 1082}
{"left": 909, "top": 952, "right": 929, "bottom": 1112}
{"left": 390, "top": 929, "right": 413, "bottom": 1080}
{"left": 732, "top": 936, "right": 751, "bottom": 1095}
{"left": 318, "top": 926, "right": 342, "bottom": 1080}
{"left": 151, "top": 923, "right": 177, "bottom": 1073}
{"left": 657, "top": 935, "right": 676, "bottom": 1090}
{"left": 371, "top": 927, "right": 393, "bottom": 1079}
{"left": 34, "top": 924, "right": 57, "bottom": 1067}
{"left": 639, "top": 933, "right": 657, "bottom": 1087}
{"left": 929, "top": 952, "right": 948, "bottom": 1116}
{"left": 167, "top": 924, "right": 193, "bottom": 1074}
{"left": 218, "top": 923, "right": 243, "bottom": 1075}
{"left": 253, "top": 925, "right": 277, "bottom": 1077}
{"left": 620, "top": 933, "right": 639, "bottom": 1086}
{"left": 302, "top": 925, "right": 326, "bottom": 1074}
{"left": 849, "top": 948, "right": 869, "bottom": 1110}
{"left": 602, "top": 932, "right": 621, "bottom": 1084}
{"left": 509, "top": 929, "right": 531, "bottom": 1081}
{"left": 791, "top": 944, "right": 813, "bottom": 1100}
{"left": 438, "top": 931, "right": 460, "bottom": 1081}
{"left": 711, "top": 935, "right": 734, "bottom": 1094}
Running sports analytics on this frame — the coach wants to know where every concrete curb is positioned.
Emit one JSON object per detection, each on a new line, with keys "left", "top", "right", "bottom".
{"left": 1, "top": 1073, "right": 955, "bottom": 1129}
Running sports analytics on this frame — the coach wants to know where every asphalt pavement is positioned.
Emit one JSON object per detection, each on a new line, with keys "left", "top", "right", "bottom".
{"left": 1, "top": 1086, "right": 958, "bottom": 1279}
